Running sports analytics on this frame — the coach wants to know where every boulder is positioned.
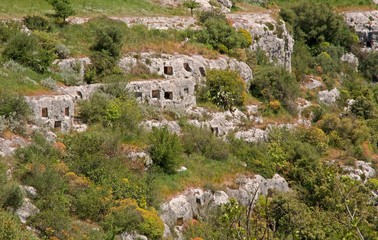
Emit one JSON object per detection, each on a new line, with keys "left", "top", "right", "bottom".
{"left": 318, "top": 88, "right": 340, "bottom": 105}
{"left": 341, "top": 52, "right": 359, "bottom": 70}
{"left": 16, "top": 198, "right": 39, "bottom": 224}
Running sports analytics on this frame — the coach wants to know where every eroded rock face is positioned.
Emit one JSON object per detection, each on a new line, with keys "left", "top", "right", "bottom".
{"left": 160, "top": 174, "right": 290, "bottom": 233}
{"left": 127, "top": 78, "right": 196, "bottom": 109}
{"left": 119, "top": 52, "right": 253, "bottom": 84}
{"left": 229, "top": 13, "right": 294, "bottom": 71}
{"left": 25, "top": 95, "right": 75, "bottom": 133}
{"left": 344, "top": 11, "right": 378, "bottom": 50}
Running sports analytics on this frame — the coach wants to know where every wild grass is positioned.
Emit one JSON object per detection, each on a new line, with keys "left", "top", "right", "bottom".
{"left": 0, "top": 62, "right": 51, "bottom": 95}
{"left": 58, "top": 17, "right": 218, "bottom": 58}
{"left": 0, "top": 0, "right": 184, "bottom": 18}
{"left": 153, "top": 154, "right": 246, "bottom": 199}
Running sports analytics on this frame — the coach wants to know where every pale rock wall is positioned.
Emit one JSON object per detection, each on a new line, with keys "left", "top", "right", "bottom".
{"left": 344, "top": 11, "right": 378, "bottom": 50}
{"left": 127, "top": 78, "right": 196, "bottom": 108}
{"left": 229, "top": 13, "right": 294, "bottom": 71}
{"left": 160, "top": 174, "right": 290, "bottom": 237}
{"left": 25, "top": 95, "right": 75, "bottom": 133}
{"left": 119, "top": 52, "right": 253, "bottom": 84}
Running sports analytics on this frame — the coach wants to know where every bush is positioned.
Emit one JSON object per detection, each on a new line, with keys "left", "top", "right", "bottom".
{"left": 280, "top": 1, "right": 357, "bottom": 49}
{"left": 149, "top": 127, "right": 182, "bottom": 174}
{"left": 181, "top": 124, "right": 229, "bottom": 161}
{"left": 0, "top": 91, "right": 30, "bottom": 133}
{"left": 30, "top": 193, "right": 72, "bottom": 238}
{"left": 74, "top": 185, "right": 113, "bottom": 222}
{"left": 193, "top": 11, "right": 251, "bottom": 54}
{"left": 0, "top": 21, "right": 21, "bottom": 43}
{"left": 250, "top": 66, "right": 299, "bottom": 113}
{"left": 0, "top": 210, "right": 38, "bottom": 240}
{"left": 359, "top": 51, "right": 378, "bottom": 82}
{"left": 102, "top": 199, "right": 164, "bottom": 239}
{"left": 199, "top": 69, "right": 247, "bottom": 110}
{"left": 0, "top": 91, "right": 30, "bottom": 122}
{"left": 87, "top": 25, "right": 124, "bottom": 80}
{"left": 3, "top": 32, "right": 55, "bottom": 73}
{"left": 79, "top": 89, "right": 142, "bottom": 133}
{"left": 23, "top": 15, "right": 51, "bottom": 32}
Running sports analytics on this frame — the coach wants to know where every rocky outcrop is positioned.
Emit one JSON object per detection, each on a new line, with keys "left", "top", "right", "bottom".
{"left": 0, "top": 134, "right": 28, "bottom": 157}
{"left": 229, "top": 13, "right": 294, "bottom": 71}
{"left": 342, "top": 160, "right": 376, "bottom": 183}
{"left": 160, "top": 174, "right": 289, "bottom": 236}
{"left": 127, "top": 78, "right": 196, "bottom": 108}
{"left": 344, "top": 11, "right": 378, "bottom": 50}
{"left": 16, "top": 186, "right": 39, "bottom": 224}
{"left": 341, "top": 52, "right": 359, "bottom": 70}
{"left": 318, "top": 88, "right": 340, "bottom": 105}
{"left": 143, "top": 119, "right": 182, "bottom": 134}
{"left": 119, "top": 52, "right": 253, "bottom": 84}
{"left": 16, "top": 198, "right": 39, "bottom": 224}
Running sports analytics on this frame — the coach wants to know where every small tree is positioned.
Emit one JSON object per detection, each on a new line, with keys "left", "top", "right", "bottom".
{"left": 148, "top": 127, "right": 182, "bottom": 174}
{"left": 47, "top": 0, "right": 75, "bottom": 23}
{"left": 183, "top": 0, "right": 201, "bottom": 17}
{"left": 201, "top": 69, "right": 247, "bottom": 110}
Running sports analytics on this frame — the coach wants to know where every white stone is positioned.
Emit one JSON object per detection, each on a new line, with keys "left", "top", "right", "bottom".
{"left": 16, "top": 198, "right": 39, "bottom": 224}
{"left": 318, "top": 88, "right": 340, "bottom": 105}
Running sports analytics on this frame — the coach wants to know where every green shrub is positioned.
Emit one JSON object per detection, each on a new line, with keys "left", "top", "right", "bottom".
{"left": 138, "top": 207, "right": 164, "bottom": 240}
{"left": 0, "top": 210, "right": 38, "bottom": 240}
{"left": 280, "top": 1, "right": 357, "bottom": 49}
{"left": 30, "top": 193, "right": 72, "bottom": 238}
{"left": 102, "top": 199, "right": 163, "bottom": 239}
{"left": 102, "top": 200, "right": 143, "bottom": 236}
{"left": 0, "top": 91, "right": 30, "bottom": 122}
{"left": 79, "top": 89, "right": 142, "bottom": 133}
{"left": 74, "top": 185, "right": 113, "bottom": 222}
{"left": 193, "top": 11, "right": 251, "bottom": 54}
{"left": 3, "top": 32, "right": 55, "bottom": 73}
{"left": 23, "top": 15, "right": 51, "bottom": 32}
{"left": 86, "top": 24, "right": 124, "bottom": 81}
{"left": 0, "top": 21, "right": 21, "bottom": 43}
{"left": 149, "top": 127, "right": 182, "bottom": 174}
{"left": 199, "top": 69, "right": 247, "bottom": 110}
{"left": 181, "top": 124, "right": 229, "bottom": 161}
{"left": 1, "top": 184, "right": 24, "bottom": 209}
{"left": 250, "top": 66, "right": 299, "bottom": 113}
{"left": 0, "top": 91, "right": 30, "bottom": 133}
{"left": 359, "top": 51, "right": 378, "bottom": 82}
